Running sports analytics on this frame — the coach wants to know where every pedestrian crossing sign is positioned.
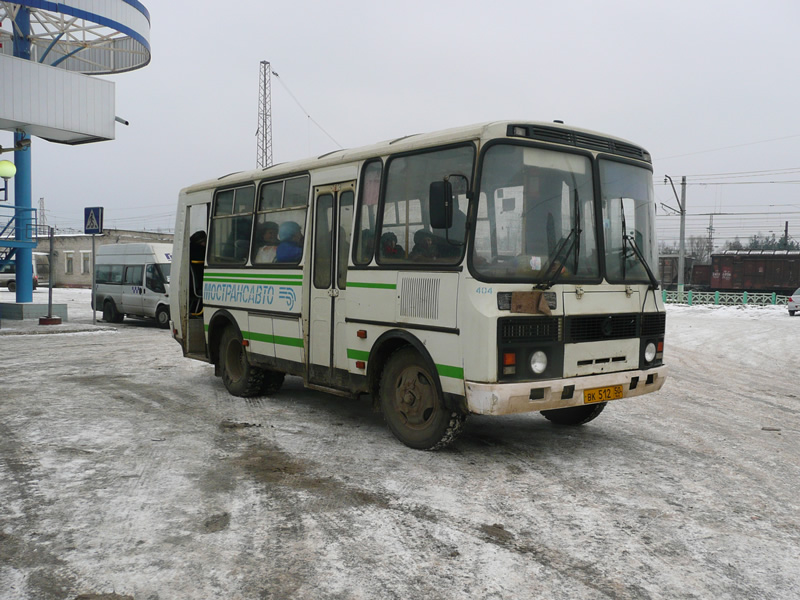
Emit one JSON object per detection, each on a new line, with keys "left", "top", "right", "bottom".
{"left": 84, "top": 207, "right": 103, "bottom": 234}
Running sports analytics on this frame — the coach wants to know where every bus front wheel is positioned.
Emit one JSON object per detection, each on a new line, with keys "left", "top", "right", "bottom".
{"left": 379, "top": 347, "right": 466, "bottom": 450}
{"left": 219, "top": 326, "right": 264, "bottom": 397}
{"left": 541, "top": 402, "right": 606, "bottom": 426}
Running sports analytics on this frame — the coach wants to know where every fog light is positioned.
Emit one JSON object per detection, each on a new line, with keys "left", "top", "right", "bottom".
{"left": 530, "top": 351, "right": 547, "bottom": 374}
{"left": 644, "top": 342, "right": 657, "bottom": 363}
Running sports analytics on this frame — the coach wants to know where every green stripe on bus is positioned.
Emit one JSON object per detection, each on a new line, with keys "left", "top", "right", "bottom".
{"left": 347, "top": 281, "right": 397, "bottom": 289}
{"left": 205, "top": 272, "right": 303, "bottom": 279}
{"left": 436, "top": 364, "right": 464, "bottom": 380}
{"left": 244, "top": 331, "right": 304, "bottom": 348}
{"left": 204, "top": 277, "right": 303, "bottom": 286}
{"left": 347, "top": 348, "right": 370, "bottom": 361}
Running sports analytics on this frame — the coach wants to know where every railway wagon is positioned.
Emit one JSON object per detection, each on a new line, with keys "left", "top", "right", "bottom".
{"left": 709, "top": 250, "right": 800, "bottom": 294}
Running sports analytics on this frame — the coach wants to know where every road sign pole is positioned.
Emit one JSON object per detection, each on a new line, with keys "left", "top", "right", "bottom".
{"left": 92, "top": 233, "right": 96, "bottom": 325}
{"left": 84, "top": 206, "right": 103, "bottom": 325}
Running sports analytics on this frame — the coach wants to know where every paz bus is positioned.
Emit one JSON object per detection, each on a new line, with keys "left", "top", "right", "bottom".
{"left": 170, "top": 120, "right": 667, "bottom": 449}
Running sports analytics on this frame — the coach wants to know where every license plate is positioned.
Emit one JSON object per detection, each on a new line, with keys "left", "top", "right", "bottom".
{"left": 583, "top": 385, "right": 624, "bottom": 404}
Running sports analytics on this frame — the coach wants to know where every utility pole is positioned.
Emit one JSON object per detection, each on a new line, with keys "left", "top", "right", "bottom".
{"left": 785, "top": 221, "right": 789, "bottom": 249}
{"left": 706, "top": 215, "right": 714, "bottom": 261}
{"left": 256, "top": 61, "right": 273, "bottom": 169}
{"left": 665, "top": 175, "right": 687, "bottom": 298}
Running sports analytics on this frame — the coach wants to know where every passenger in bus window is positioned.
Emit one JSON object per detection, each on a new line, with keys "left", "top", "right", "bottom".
{"left": 379, "top": 232, "right": 405, "bottom": 260}
{"left": 410, "top": 229, "right": 438, "bottom": 261}
{"left": 254, "top": 221, "right": 279, "bottom": 263}
{"left": 276, "top": 221, "right": 304, "bottom": 262}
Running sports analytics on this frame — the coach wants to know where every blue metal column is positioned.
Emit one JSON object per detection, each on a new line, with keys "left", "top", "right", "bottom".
{"left": 13, "top": 7, "right": 33, "bottom": 303}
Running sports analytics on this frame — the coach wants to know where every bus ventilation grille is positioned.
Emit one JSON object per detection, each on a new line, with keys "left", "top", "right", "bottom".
{"left": 567, "top": 314, "right": 638, "bottom": 343}
{"left": 499, "top": 317, "right": 561, "bottom": 343}
{"left": 399, "top": 277, "right": 440, "bottom": 320}
{"left": 641, "top": 312, "right": 666, "bottom": 336}
{"left": 507, "top": 125, "right": 651, "bottom": 163}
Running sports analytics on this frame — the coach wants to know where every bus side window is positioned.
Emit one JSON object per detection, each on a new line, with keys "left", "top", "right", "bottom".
{"left": 124, "top": 265, "right": 143, "bottom": 286}
{"left": 146, "top": 264, "right": 165, "bottom": 293}
{"left": 338, "top": 190, "right": 354, "bottom": 288}
{"left": 353, "top": 160, "right": 381, "bottom": 265}
{"left": 208, "top": 186, "right": 255, "bottom": 265}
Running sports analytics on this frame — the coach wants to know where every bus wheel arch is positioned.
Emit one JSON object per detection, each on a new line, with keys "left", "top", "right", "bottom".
{"left": 368, "top": 330, "right": 466, "bottom": 450}
{"left": 211, "top": 314, "right": 265, "bottom": 397}
{"left": 207, "top": 310, "right": 239, "bottom": 368}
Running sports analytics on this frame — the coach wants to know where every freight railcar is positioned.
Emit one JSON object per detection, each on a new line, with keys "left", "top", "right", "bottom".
{"left": 707, "top": 250, "right": 800, "bottom": 294}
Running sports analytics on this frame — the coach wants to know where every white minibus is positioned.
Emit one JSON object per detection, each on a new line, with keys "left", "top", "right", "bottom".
{"left": 95, "top": 243, "right": 172, "bottom": 328}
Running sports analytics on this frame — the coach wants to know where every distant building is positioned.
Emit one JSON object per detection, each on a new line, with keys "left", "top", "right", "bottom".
{"left": 35, "top": 229, "right": 173, "bottom": 288}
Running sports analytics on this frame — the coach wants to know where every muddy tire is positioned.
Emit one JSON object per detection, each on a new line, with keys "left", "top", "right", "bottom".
{"left": 541, "top": 402, "right": 607, "bottom": 426}
{"left": 379, "top": 347, "right": 466, "bottom": 450}
{"left": 260, "top": 370, "right": 285, "bottom": 395}
{"left": 103, "top": 299, "right": 124, "bottom": 323}
{"left": 219, "top": 326, "right": 264, "bottom": 397}
{"left": 156, "top": 306, "right": 170, "bottom": 329}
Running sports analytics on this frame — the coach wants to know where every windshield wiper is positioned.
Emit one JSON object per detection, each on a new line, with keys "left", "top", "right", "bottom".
{"left": 623, "top": 233, "right": 659, "bottom": 290}
{"left": 618, "top": 197, "right": 658, "bottom": 289}
{"left": 536, "top": 190, "right": 581, "bottom": 290}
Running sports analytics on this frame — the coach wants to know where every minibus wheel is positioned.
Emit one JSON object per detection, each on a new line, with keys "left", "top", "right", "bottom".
{"left": 103, "top": 299, "right": 124, "bottom": 323}
{"left": 8, "top": 280, "right": 16, "bottom": 291}
{"left": 219, "top": 326, "right": 264, "bottom": 397}
{"left": 541, "top": 402, "right": 606, "bottom": 426}
{"left": 156, "top": 306, "right": 170, "bottom": 329}
{"left": 379, "top": 347, "right": 466, "bottom": 450}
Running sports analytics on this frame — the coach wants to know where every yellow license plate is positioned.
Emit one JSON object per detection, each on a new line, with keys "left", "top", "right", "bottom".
{"left": 583, "top": 385, "right": 624, "bottom": 404}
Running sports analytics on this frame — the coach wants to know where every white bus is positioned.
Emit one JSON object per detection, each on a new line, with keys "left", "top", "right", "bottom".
{"left": 95, "top": 243, "right": 172, "bottom": 328}
{"left": 170, "top": 121, "right": 667, "bottom": 449}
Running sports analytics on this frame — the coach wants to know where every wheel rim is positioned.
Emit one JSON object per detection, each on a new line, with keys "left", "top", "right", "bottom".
{"left": 158, "top": 310, "right": 168, "bottom": 325}
{"left": 392, "top": 365, "right": 438, "bottom": 430}
{"left": 224, "top": 337, "right": 245, "bottom": 382}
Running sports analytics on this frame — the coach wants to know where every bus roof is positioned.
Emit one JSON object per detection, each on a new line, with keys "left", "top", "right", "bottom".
{"left": 180, "top": 120, "right": 650, "bottom": 194}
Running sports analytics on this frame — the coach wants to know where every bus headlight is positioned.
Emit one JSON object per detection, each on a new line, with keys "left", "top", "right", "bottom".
{"left": 644, "top": 342, "right": 657, "bottom": 363}
{"left": 530, "top": 351, "right": 548, "bottom": 374}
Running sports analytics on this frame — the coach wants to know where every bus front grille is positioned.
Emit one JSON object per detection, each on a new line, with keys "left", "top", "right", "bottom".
{"left": 641, "top": 312, "right": 667, "bottom": 336}
{"left": 567, "top": 314, "right": 638, "bottom": 343}
{"left": 499, "top": 317, "right": 561, "bottom": 343}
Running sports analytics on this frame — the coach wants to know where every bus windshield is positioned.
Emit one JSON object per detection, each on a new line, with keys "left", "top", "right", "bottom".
{"left": 599, "top": 160, "right": 659, "bottom": 283}
{"left": 472, "top": 144, "right": 599, "bottom": 282}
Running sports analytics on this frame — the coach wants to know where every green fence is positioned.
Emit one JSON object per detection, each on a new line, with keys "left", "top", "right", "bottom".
{"left": 662, "top": 290, "right": 789, "bottom": 306}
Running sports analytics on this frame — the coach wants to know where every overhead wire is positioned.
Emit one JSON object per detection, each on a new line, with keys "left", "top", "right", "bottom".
{"left": 271, "top": 70, "right": 343, "bottom": 149}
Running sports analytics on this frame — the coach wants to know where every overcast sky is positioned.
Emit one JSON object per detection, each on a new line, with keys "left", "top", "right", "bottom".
{"left": 3, "top": 0, "right": 800, "bottom": 248}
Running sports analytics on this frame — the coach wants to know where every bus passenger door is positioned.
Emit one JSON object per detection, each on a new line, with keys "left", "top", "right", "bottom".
{"left": 308, "top": 181, "right": 355, "bottom": 388}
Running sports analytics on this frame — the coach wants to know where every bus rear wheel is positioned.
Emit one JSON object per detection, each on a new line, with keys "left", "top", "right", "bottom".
{"left": 219, "top": 326, "right": 264, "bottom": 397}
{"left": 379, "top": 347, "right": 465, "bottom": 450}
{"left": 541, "top": 402, "right": 607, "bottom": 426}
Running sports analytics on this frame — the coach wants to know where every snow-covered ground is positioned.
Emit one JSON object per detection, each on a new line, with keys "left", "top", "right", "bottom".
{"left": 1, "top": 288, "right": 798, "bottom": 600}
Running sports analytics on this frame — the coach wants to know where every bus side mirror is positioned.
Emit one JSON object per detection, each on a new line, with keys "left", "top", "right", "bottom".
{"left": 429, "top": 180, "right": 453, "bottom": 229}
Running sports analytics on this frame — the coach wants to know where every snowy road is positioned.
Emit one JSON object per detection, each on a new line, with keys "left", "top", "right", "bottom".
{"left": 1, "top": 289, "right": 798, "bottom": 600}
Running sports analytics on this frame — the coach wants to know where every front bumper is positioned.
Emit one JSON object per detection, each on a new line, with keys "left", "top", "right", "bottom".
{"left": 465, "top": 365, "right": 667, "bottom": 415}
